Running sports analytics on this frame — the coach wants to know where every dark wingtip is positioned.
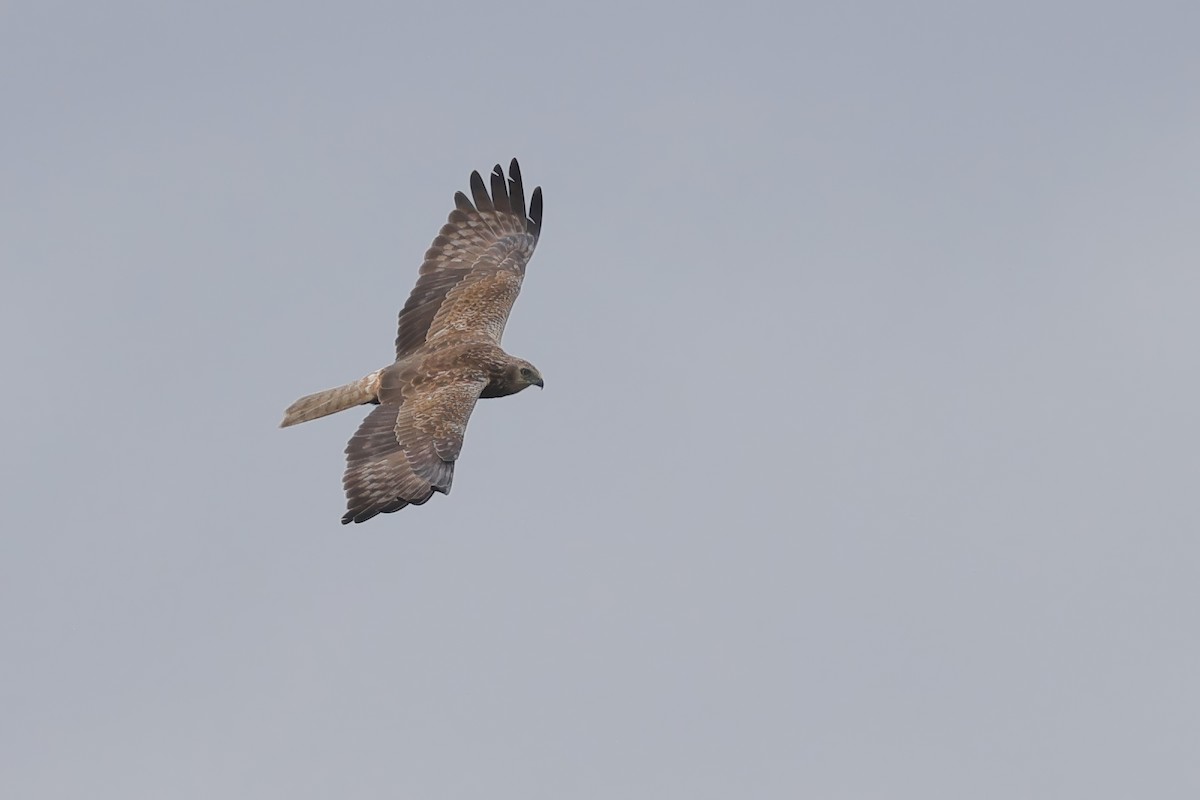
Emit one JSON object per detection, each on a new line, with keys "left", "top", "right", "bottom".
{"left": 453, "top": 190, "right": 474, "bottom": 212}
{"left": 529, "top": 186, "right": 543, "bottom": 238}
{"left": 507, "top": 159, "right": 527, "bottom": 222}
{"left": 469, "top": 169, "right": 494, "bottom": 212}
{"left": 489, "top": 163, "right": 511, "bottom": 214}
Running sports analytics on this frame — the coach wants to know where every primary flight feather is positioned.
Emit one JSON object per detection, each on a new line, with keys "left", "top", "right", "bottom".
{"left": 281, "top": 159, "right": 545, "bottom": 524}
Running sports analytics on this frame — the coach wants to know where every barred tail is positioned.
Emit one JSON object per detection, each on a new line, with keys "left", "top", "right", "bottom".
{"left": 280, "top": 370, "right": 383, "bottom": 428}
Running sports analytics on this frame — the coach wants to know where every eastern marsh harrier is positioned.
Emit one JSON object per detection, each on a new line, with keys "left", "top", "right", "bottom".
{"left": 281, "top": 159, "right": 544, "bottom": 524}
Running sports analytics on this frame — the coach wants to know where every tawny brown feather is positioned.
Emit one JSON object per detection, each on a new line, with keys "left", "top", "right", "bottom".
{"left": 279, "top": 370, "right": 382, "bottom": 428}
{"left": 281, "top": 160, "right": 545, "bottom": 524}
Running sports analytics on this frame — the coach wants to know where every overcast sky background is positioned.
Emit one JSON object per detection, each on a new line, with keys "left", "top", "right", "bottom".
{"left": 3, "top": 1, "right": 1199, "bottom": 798}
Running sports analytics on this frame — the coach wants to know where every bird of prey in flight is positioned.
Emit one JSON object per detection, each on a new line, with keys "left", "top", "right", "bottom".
{"left": 281, "top": 159, "right": 544, "bottom": 524}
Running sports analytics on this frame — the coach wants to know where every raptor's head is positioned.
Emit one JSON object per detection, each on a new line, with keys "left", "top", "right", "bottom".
{"left": 510, "top": 359, "right": 545, "bottom": 390}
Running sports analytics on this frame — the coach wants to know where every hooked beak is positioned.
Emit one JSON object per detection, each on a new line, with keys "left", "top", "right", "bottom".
{"left": 533, "top": 376, "right": 544, "bottom": 388}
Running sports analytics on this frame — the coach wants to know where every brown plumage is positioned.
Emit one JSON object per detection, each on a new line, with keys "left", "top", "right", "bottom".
{"left": 281, "top": 159, "right": 545, "bottom": 524}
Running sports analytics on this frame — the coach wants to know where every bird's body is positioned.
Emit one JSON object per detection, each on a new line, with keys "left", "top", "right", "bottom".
{"left": 281, "top": 159, "right": 544, "bottom": 524}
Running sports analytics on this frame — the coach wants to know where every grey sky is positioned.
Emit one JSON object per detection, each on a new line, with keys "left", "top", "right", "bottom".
{"left": 3, "top": 1, "right": 1198, "bottom": 797}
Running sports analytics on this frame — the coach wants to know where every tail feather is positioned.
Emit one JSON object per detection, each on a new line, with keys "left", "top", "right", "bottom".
{"left": 280, "top": 370, "right": 383, "bottom": 428}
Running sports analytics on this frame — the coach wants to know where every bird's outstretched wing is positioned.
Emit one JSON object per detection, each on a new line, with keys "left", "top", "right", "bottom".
{"left": 394, "top": 159, "right": 543, "bottom": 358}
{"left": 341, "top": 370, "right": 488, "bottom": 524}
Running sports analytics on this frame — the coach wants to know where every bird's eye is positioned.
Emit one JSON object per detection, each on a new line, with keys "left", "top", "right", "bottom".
{"left": 520, "top": 367, "right": 532, "bottom": 378}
